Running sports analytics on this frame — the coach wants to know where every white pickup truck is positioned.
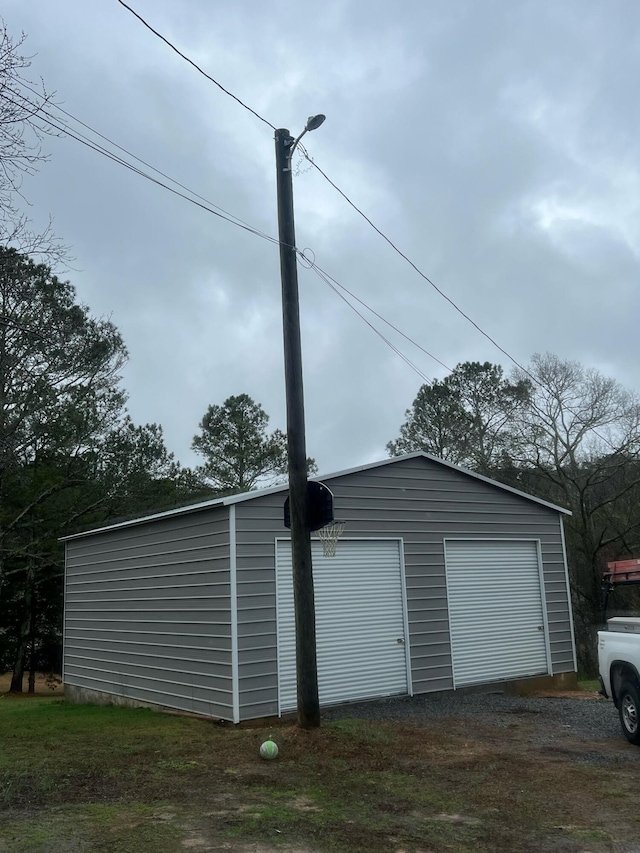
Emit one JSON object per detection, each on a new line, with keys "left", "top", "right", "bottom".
{"left": 598, "top": 617, "right": 640, "bottom": 745}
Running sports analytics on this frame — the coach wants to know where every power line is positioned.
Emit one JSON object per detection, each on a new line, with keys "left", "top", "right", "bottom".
{"left": 303, "top": 154, "right": 536, "bottom": 383}
{"left": 8, "top": 88, "right": 449, "bottom": 378}
{"left": 301, "top": 160, "right": 632, "bottom": 457}
{"left": 306, "top": 261, "right": 432, "bottom": 385}
{"left": 1, "top": 89, "right": 282, "bottom": 248}
{"left": 6, "top": 76, "right": 626, "bottom": 456}
{"left": 110, "top": 2, "right": 535, "bottom": 383}
{"left": 304, "top": 249, "right": 628, "bottom": 457}
{"left": 16, "top": 80, "right": 276, "bottom": 240}
{"left": 115, "top": 0, "right": 276, "bottom": 131}
{"left": 5, "top": 88, "right": 447, "bottom": 384}
{"left": 2, "top": 91, "right": 573, "bottom": 417}
{"left": 303, "top": 253, "right": 451, "bottom": 373}
{"left": 298, "top": 252, "right": 431, "bottom": 385}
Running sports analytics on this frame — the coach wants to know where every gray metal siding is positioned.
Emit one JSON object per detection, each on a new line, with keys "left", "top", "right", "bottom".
{"left": 234, "top": 496, "right": 283, "bottom": 719}
{"left": 64, "top": 509, "right": 233, "bottom": 719}
{"left": 234, "top": 456, "right": 575, "bottom": 719}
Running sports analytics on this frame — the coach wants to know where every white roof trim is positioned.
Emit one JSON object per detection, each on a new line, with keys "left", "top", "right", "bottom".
{"left": 60, "top": 451, "right": 570, "bottom": 541}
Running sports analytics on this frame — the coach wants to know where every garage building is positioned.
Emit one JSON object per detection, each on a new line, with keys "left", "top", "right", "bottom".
{"left": 62, "top": 451, "right": 577, "bottom": 722}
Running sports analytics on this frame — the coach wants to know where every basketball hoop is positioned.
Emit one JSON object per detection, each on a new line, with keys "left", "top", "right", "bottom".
{"left": 316, "top": 520, "right": 345, "bottom": 558}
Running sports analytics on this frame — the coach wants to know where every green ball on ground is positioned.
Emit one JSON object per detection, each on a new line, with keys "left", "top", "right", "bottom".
{"left": 259, "top": 740, "right": 279, "bottom": 760}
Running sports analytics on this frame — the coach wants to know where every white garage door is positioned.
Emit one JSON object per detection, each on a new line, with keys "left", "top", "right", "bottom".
{"left": 276, "top": 539, "right": 409, "bottom": 714}
{"left": 445, "top": 539, "right": 550, "bottom": 687}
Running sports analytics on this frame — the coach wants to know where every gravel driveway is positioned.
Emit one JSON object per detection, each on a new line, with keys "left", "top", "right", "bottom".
{"left": 323, "top": 690, "right": 625, "bottom": 748}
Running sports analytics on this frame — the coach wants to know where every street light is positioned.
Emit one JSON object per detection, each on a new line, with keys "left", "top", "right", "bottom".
{"left": 286, "top": 114, "right": 326, "bottom": 170}
{"left": 274, "top": 115, "right": 325, "bottom": 729}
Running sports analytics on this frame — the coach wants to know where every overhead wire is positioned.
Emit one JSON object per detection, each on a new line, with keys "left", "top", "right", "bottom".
{"left": 2, "top": 89, "right": 282, "bottom": 248}
{"left": 3, "top": 87, "right": 446, "bottom": 382}
{"left": 300, "top": 160, "right": 628, "bottom": 455}
{"left": 16, "top": 79, "right": 277, "bottom": 240}
{"left": 115, "top": 0, "right": 276, "bottom": 131}
{"left": 12, "top": 3, "right": 625, "bottom": 458}
{"left": 6, "top": 66, "right": 627, "bottom": 455}
{"left": 303, "top": 156, "right": 536, "bottom": 383}
{"left": 302, "top": 253, "right": 451, "bottom": 373}
{"left": 112, "top": 0, "right": 537, "bottom": 386}
{"left": 306, "top": 260, "right": 432, "bottom": 384}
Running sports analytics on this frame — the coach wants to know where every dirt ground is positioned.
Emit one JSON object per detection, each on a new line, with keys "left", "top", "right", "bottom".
{"left": 0, "top": 671, "right": 63, "bottom": 695}
{"left": 2, "top": 688, "right": 640, "bottom": 852}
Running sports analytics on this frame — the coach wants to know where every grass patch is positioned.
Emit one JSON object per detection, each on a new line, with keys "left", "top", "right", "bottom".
{"left": 578, "top": 678, "right": 601, "bottom": 692}
{"left": 0, "top": 803, "right": 182, "bottom": 852}
{"left": 328, "top": 717, "right": 396, "bottom": 744}
{"left": 566, "top": 827, "right": 611, "bottom": 842}
{"left": 155, "top": 758, "right": 202, "bottom": 771}
{"left": 0, "top": 697, "right": 637, "bottom": 852}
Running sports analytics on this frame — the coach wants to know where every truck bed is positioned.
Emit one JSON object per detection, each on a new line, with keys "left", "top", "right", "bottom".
{"left": 605, "top": 617, "right": 640, "bottom": 635}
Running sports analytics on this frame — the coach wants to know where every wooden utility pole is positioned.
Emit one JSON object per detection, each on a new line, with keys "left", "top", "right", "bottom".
{"left": 274, "top": 127, "right": 320, "bottom": 728}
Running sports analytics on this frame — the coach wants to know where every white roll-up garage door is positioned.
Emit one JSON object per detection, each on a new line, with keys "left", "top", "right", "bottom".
{"left": 445, "top": 539, "right": 550, "bottom": 687}
{"left": 276, "top": 539, "right": 409, "bottom": 714}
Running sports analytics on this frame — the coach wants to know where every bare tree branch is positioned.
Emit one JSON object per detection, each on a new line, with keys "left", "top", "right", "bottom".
{"left": 0, "top": 19, "right": 70, "bottom": 267}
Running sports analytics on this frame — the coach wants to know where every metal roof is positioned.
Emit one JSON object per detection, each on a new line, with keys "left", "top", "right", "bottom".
{"left": 60, "top": 450, "right": 571, "bottom": 541}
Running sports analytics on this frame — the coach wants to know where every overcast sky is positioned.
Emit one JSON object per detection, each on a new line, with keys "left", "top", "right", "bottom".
{"left": 3, "top": 0, "right": 639, "bottom": 477}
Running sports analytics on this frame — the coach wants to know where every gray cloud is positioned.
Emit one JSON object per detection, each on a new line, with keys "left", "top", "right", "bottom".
{"left": 3, "top": 0, "right": 639, "bottom": 475}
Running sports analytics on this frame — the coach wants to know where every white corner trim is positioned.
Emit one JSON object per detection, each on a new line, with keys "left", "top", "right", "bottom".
{"left": 62, "top": 544, "right": 68, "bottom": 683}
{"left": 559, "top": 517, "right": 578, "bottom": 672}
{"left": 397, "top": 538, "right": 413, "bottom": 697}
{"left": 535, "top": 539, "right": 553, "bottom": 676}
{"left": 229, "top": 505, "right": 240, "bottom": 724}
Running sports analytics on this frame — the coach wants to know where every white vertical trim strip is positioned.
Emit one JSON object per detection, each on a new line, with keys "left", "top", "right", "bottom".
{"left": 274, "top": 538, "right": 289, "bottom": 718}
{"left": 559, "top": 517, "right": 578, "bottom": 672}
{"left": 535, "top": 539, "right": 553, "bottom": 675}
{"left": 229, "top": 506, "right": 240, "bottom": 724}
{"left": 443, "top": 540, "right": 457, "bottom": 690}
{"left": 62, "top": 544, "right": 68, "bottom": 683}
{"left": 398, "top": 538, "right": 413, "bottom": 696}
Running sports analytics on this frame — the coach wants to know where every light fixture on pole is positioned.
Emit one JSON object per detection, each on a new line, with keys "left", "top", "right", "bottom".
{"left": 274, "top": 114, "right": 325, "bottom": 729}
{"left": 285, "top": 114, "right": 326, "bottom": 170}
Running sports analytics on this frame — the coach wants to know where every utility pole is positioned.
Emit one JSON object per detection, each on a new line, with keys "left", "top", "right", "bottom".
{"left": 274, "top": 122, "right": 323, "bottom": 728}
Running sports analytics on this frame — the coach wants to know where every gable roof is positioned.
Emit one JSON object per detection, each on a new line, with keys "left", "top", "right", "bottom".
{"left": 60, "top": 451, "right": 571, "bottom": 541}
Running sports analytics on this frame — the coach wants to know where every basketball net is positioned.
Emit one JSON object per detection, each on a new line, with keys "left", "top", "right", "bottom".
{"left": 316, "top": 520, "right": 345, "bottom": 558}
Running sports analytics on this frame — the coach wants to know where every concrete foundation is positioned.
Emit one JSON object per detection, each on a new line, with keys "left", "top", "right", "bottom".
{"left": 65, "top": 684, "right": 174, "bottom": 714}
{"left": 65, "top": 669, "right": 579, "bottom": 722}
{"left": 508, "top": 670, "right": 579, "bottom": 695}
